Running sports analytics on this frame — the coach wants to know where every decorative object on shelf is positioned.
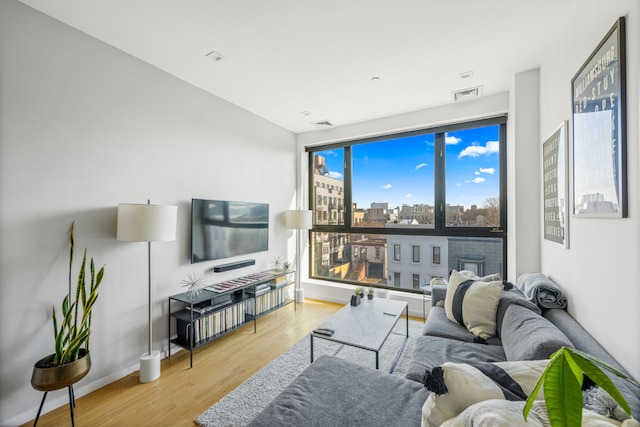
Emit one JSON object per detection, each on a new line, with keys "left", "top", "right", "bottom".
{"left": 117, "top": 200, "right": 177, "bottom": 383}
{"left": 270, "top": 256, "right": 283, "bottom": 271}
{"left": 282, "top": 261, "right": 291, "bottom": 271}
{"left": 284, "top": 209, "right": 313, "bottom": 304}
{"left": 524, "top": 346, "right": 639, "bottom": 427}
{"left": 31, "top": 221, "right": 106, "bottom": 427}
{"left": 351, "top": 286, "right": 364, "bottom": 306}
{"left": 367, "top": 287, "right": 375, "bottom": 300}
{"left": 571, "top": 16, "right": 627, "bottom": 218}
{"left": 181, "top": 272, "right": 206, "bottom": 297}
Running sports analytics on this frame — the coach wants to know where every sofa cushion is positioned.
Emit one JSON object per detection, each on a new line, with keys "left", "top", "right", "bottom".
{"left": 421, "top": 360, "right": 548, "bottom": 427}
{"left": 423, "top": 306, "right": 502, "bottom": 345}
{"left": 495, "top": 288, "right": 541, "bottom": 338}
{"left": 248, "top": 355, "right": 429, "bottom": 427}
{"left": 501, "top": 304, "right": 573, "bottom": 361}
{"left": 405, "top": 335, "right": 506, "bottom": 383}
{"left": 444, "top": 270, "right": 504, "bottom": 339}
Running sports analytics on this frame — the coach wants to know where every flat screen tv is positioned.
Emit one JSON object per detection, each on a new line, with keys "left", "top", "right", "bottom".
{"left": 191, "top": 199, "right": 269, "bottom": 263}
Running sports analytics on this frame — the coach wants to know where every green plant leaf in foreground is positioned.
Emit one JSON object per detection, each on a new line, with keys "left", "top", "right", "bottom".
{"left": 524, "top": 347, "right": 638, "bottom": 427}
{"left": 570, "top": 349, "right": 634, "bottom": 416}
{"left": 543, "top": 349, "right": 583, "bottom": 427}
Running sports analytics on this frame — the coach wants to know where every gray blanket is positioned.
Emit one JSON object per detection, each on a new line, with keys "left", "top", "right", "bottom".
{"left": 516, "top": 272, "right": 567, "bottom": 309}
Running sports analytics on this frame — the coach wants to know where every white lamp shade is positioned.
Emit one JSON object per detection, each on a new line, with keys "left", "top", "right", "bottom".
{"left": 284, "top": 210, "right": 313, "bottom": 230}
{"left": 117, "top": 203, "right": 177, "bottom": 242}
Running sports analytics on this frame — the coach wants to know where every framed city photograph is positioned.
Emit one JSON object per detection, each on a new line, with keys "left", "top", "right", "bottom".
{"left": 543, "top": 121, "right": 569, "bottom": 248}
{"left": 571, "top": 16, "right": 627, "bottom": 218}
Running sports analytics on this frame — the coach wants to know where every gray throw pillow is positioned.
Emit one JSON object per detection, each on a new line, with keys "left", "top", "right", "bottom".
{"left": 501, "top": 304, "right": 573, "bottom": 361}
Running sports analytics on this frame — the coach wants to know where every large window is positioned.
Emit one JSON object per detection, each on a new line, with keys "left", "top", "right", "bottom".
{"left": 308, "top": 117, "right": 507, "bottom": 293}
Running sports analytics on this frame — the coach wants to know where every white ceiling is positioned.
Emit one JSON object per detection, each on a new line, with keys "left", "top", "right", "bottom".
{"left": 19, "top": 0, "right": 572, "bottom": 133}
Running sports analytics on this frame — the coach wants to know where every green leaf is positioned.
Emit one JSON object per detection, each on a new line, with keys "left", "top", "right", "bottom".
{"left": 52, "top": 305, "right": 59, "bottom": 342}
{"left": 543, "top": 349, "right": 584, "bottom": 427}
{"left": 68, "top": 222, "right": 75, "bottom": 298}
{"left": 571, "top": 348, "right": 640, "bottom": 388}
{"left": 570, "top": 350, "right": 633, "bottom": 416}
{"left": 524, "top": 352, "right": 557, "bottom": 420}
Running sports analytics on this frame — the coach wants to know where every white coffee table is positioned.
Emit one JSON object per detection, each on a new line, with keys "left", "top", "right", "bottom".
{"left": 310, "top": 298, "right": 409, "bottom": 371}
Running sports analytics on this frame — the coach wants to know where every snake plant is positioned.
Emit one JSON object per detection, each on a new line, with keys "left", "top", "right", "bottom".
{"left": 51, "top": 222, "right": 105, "bottom": 366}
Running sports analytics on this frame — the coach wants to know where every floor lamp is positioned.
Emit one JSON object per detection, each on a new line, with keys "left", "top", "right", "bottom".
{"left": 284, "top": 209, "right": 312, "bottom": 303}
{"left": 117, "top": 200, "right": 177, "bottom": 383}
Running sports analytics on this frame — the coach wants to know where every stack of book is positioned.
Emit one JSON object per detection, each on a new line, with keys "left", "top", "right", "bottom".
{"left": 270, "top": 275, "right": 289, "bottom": 289}
{"left": 244, "top": 283, "right": 270, "bottom": 296}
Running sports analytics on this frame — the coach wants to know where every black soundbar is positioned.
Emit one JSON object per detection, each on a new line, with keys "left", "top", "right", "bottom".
{"left": 213, "top": 259, "right": 256, "bottom": 272}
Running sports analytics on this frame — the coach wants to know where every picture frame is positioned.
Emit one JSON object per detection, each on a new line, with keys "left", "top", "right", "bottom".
{"left": 571, "top": 17, "right": 627, "bottom": 218}
{"left": 543, "top": 121, "right": 569, "bottom": 248}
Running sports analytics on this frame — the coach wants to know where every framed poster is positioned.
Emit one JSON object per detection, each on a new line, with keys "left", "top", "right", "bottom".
{"left": 571, "top": 17, "right": 627, "bottom": 218}
{"left": 543, "top": 121, "right": 569, "bottom": 247}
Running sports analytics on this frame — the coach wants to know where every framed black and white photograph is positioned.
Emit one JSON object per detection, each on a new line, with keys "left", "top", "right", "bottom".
{"left": 543, "top": 121, "right": 569, "bottom": 247}
{"left": 571, "top": 17, "right": 627, "bottom": 218}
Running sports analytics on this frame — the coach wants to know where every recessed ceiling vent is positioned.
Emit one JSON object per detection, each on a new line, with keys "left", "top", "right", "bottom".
{"left": 311, "top": 120, "right": 335, "bottom": 129}
{"left": 452, "top": 86, "right": 483, "bottom": 102}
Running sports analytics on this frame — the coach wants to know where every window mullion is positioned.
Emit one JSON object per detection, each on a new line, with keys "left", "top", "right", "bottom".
{"left": 434, "top": 132, "right": 446, "bottom": 230}
{"left": 344, "top": 146, "right": 352, "bottom": 229}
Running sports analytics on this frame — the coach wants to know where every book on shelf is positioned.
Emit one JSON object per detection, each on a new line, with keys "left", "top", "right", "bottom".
{"left": 177, "top": 300, "right": 250, "bottom": 345}
{"left": 186, "top": 305, "right": 215, "bottom": 314}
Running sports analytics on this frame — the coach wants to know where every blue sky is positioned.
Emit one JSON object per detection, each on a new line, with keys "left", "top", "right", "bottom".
{"left": 318, "top": 125, "right": 500, "bottom": 210}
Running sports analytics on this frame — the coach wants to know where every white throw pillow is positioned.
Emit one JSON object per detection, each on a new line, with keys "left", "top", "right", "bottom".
{"left": 444, "top": 270, "right": 503, "bottom": 339}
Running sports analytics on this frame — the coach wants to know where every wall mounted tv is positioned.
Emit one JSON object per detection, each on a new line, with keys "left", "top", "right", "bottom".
{"left": 191, "top": 199, "right": 269, "bottom": 263}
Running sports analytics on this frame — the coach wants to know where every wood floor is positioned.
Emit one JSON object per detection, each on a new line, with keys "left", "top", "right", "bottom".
{"left": 22, "top": 299, "right": 344, "bottom": 427}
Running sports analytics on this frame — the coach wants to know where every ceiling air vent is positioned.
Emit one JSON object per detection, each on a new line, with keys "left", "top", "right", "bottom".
{"left": 452, "top": 86, "right": 483, "bottom": 102}
{"left": 311, "top": 120, "right": 335, "bottom": 129}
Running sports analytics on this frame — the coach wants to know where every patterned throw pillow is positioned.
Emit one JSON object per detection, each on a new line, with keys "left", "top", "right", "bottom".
{"left": 444, "top": 270, "right": 504, "bottom": 339}
{"left": 421, "top": 360, "right": 548, "bottom": 427}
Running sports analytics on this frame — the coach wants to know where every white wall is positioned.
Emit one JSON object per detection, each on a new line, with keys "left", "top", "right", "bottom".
{"left": 0, "top": 2, "right": 296, "bottom": 425}
{"left": 538, "top": 0, "right": 640, "bottom": 381}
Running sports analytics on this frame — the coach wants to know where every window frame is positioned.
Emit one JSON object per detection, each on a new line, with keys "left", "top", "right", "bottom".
{"left": 306, "top": 116, "right": 507, "bottom": 292}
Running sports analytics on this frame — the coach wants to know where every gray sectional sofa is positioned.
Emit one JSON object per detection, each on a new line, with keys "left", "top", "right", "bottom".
{"left": 249, "top": 283, "right": 640, "bottom": 426}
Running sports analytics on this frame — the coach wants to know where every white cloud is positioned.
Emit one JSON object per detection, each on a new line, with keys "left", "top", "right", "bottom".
{"left": 405, "top": 193, "right": 414, "bottom": 198}
{"left": 445, "top": 135, "right": 462, "bottom": 145}
{"left": 415, "top": 163, "right": 428, "bottom": 170}
{"left": 382, "top": 184, "right": 392, "bottom": 189}
{"left": 328, "top": 171, "right": 343, "bottom": 179}
{"left": 475, "top": 171, "right": 480, "bottom": 175}
{"left": 472, "top": 177, "right": 486, "bottom": 184}
{"left": 458, "top": 140, "right": 499, "bottom": 158}
{"left": 479, "top": 167, "right": 496, "bottom": 174}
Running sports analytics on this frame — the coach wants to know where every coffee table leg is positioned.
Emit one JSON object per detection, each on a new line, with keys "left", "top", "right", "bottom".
{"left": 405, "top": 305, "right": 409, "bottom": 337}
{"left": 310, "top": 334, "right": 314, "bottom": 363}
{"left": 376, "top": 351, "right": 379, "bottom": 369}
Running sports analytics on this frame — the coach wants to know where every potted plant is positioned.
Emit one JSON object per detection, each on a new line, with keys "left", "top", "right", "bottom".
{"left": 367, "top": 287, "right": 375, "bottom": 300}
{"left": 31, "top": 222, "right": 106, "bottom": 392}
{"left": 524, "top": 346, "right": 640, "bottom": 427}
{"left": 351, "top": 286, "right": 364, "bottom": 306}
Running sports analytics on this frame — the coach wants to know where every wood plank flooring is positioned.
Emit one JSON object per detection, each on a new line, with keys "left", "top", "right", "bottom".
{"left": 22, "top": 299, "right": 343, "bottom": 427}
